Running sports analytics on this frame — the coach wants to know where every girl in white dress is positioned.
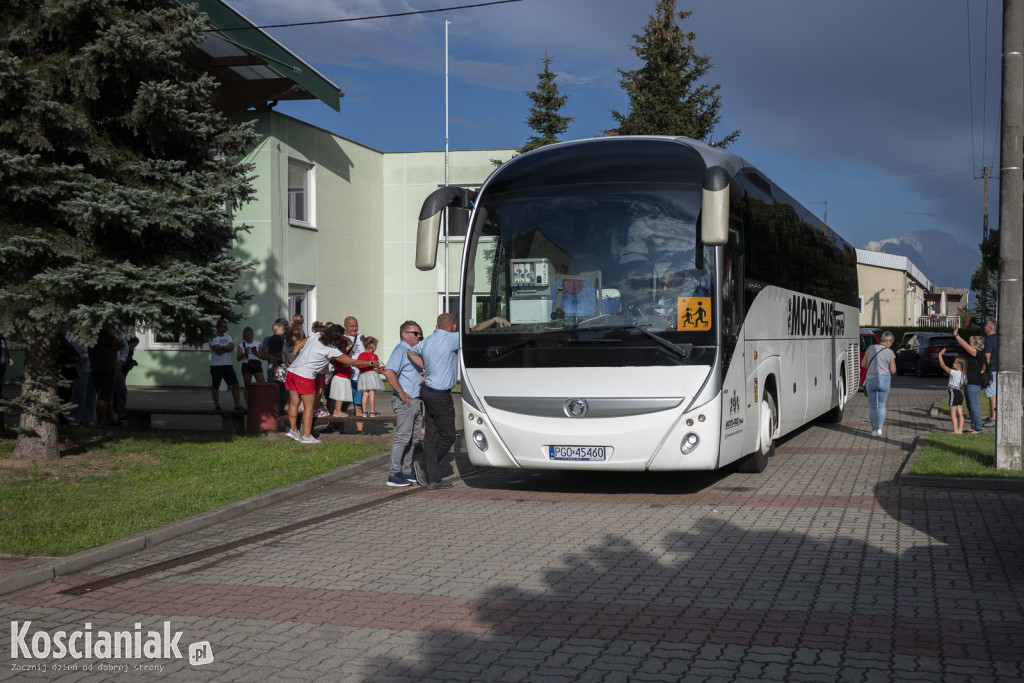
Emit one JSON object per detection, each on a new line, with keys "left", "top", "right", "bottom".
{"left": 356, "top": 337, "right": 386, "bottom": 417}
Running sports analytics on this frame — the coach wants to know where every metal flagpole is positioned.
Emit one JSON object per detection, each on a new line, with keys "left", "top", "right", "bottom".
{"left": 443, "top": 20, "right": 451, "bottom": 318}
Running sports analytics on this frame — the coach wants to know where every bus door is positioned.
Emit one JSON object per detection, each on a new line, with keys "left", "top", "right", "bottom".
{"left": 719, "top": 226, "right": 748, "bottom": 464}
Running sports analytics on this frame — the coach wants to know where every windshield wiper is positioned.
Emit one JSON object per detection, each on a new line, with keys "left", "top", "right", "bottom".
{"left": 567, "top": 325, "right": 692, "bottom": 362}
{"left": 484, "top": 338, "right": 537, "bottom": 362}
{"left": 629, "top": 325, "right": 693, "bottom": 361}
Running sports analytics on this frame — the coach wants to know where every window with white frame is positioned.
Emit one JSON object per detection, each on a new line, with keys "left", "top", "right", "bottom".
{"left": 288, "top": 159, "right": 314, "bottom": 226}
{"left": 142, "top": 330, "right": 197, "bottom": 351}
{"left": 440, "top": 184, "right": 479, "bottom": 240}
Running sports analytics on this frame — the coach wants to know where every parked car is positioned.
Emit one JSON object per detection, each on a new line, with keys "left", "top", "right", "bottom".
{"left": 859, "top": 332, "right": 880, "bottom": 389}
{"left": 895, "top": 332, "right": 960, "bottom": 377}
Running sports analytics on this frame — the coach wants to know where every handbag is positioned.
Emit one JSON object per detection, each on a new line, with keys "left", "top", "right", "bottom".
{"left": 980, "top": 368, "right": 993, "bottom": 388}
{"left": 270, "top": 362, "right": 289, "bottom": 382}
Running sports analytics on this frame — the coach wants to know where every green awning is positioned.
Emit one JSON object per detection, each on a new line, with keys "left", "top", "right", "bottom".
{"left": 185, "top": 0, "right": 342, "bottom": 114}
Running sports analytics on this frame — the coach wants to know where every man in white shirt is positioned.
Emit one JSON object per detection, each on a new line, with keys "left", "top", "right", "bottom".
{"left": 344, "top": 316, "right": 366, "bottom": 420}
{"left": 210, "top": 319, "right": 241, "bottom": 410}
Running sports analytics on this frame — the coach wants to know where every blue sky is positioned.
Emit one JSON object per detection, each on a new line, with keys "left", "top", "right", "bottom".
{"left": 231, "top": 0, "right": 1008, "bottom": 297}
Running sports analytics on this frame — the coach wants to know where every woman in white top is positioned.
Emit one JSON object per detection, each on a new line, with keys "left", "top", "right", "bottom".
{"left": 863, "top": 331, "right": 897, "bottom": 437}
{"left": 235, "top": 326, "right": 265, "bottom": 386}
{"left": 284, "top": 325, "right": 376, "bottom": 444}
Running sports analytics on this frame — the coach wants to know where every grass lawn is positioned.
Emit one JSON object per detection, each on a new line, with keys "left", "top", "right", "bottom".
{"left": 911, "top": 432, "right": 1024, "bottom": 479}
{"left": 0, "top": 430, "right": 384, "bottom": 557}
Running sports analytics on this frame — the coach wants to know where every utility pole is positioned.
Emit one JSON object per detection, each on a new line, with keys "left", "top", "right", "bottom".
{"left": 996, "top": 0, "right": 1022, "bottom": 470}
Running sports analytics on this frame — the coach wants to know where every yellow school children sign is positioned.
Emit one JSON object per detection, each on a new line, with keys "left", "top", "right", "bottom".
{"left": 677, "top": 297, "right": 712, "bottom": 331}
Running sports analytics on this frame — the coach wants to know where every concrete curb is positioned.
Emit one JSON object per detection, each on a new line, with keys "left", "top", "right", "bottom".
{"left": 898, "top": 433, "right": 1024, "bottom": 492}
{"left": 0, "top": 451, "right": 389, "bottom": 597}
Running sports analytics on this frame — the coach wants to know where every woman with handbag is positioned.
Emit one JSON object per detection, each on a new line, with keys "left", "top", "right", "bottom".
{"left": 952, "top": 326, "right": 988, "bottom": 433}
{"left": 863, "top": 331, "right": 897, "bottom": 437}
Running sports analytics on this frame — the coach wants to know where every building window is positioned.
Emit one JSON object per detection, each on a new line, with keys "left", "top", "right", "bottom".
{"left": 445, "top": 207, "right": 470, "bottom": 240}
{"left": 439, "top": 184, "right": 478, "bottom": 241}
{"left": 288, "top": 159, "right": 314, "bottom": 226}
{"left": 141, "top": 330, "right": 195, "bottom": 351}
{"left": 440, "top": 293, "right": 492, "bottom": 328}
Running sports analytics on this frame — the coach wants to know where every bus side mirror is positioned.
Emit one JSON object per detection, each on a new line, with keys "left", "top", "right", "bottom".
{"left": 701, "top": 166, "right": 730, "bottom": 246}
{"left": 416, "top": 186, "right": 477, "bottom": 270}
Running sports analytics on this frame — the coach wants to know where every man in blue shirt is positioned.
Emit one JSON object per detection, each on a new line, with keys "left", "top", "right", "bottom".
{"left": 409, "top": 314, "right": 461, "bottom": 489}
{"left": 381, "top": 320, "right": 425, "bottom": 487}
{"left": 410, "top": 313, "right": 511, "bottom": 489}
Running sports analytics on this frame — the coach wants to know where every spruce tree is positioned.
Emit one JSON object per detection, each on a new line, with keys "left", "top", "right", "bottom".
{"left": 519, "top": 51, "right": 574, "bottom": 155}
{"left": 607, "top": 0, "right": 739, "bottom": 146}
{"left": 0, "top": 0, "right": 256, "bottom": 458}
{"left": 971, "top": 229, "right": 999, "bottom": 322}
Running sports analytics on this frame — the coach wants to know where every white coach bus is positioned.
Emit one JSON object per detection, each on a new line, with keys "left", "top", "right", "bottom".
{"left": 416, "top": 136, "right": 859, "bottom": 473}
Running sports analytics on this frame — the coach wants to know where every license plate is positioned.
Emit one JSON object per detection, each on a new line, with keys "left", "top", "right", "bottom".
{"left": 549, "top": 445, "right": 607, "bottom": 461}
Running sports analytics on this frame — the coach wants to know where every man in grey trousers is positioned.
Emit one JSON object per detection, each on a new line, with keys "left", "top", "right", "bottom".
{"left": 381, "top": 320, "right": 425, "bottom": 487}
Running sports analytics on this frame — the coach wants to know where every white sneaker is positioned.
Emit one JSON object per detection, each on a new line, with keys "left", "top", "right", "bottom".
{"left": 300, "top": 435, "right": 322, "bottom": 444}
{"left": 286, "top": 430, "right": 301, "bottom": 441}
{"left": 875, "top": 429, "right": 883, "bottom": 437}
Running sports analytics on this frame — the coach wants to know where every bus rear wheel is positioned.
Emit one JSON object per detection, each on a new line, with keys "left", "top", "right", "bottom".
{"left": 736, "top": 393, "right": 776, "bottom": 473}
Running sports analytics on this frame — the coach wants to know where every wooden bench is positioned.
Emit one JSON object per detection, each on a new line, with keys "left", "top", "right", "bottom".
{"left": 122, "top": 408, "right": 246, "bottom": 435}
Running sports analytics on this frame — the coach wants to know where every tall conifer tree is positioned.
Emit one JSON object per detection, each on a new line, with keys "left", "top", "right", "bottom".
{"left": 971, "top": 229, "right": 999, "bottom": 322}
{"left": 0, "top": 0, "right": 256, "bottom": 458}
{"left": 607, "top": 0, "right": 739, "bottom": 146}
{"left": 519, "top": 51, "right": 574, "bottom": 155}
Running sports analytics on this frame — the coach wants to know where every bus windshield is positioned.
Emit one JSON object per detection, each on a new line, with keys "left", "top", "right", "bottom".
{"left": 463, "top": 182, "right": 714, "bottom": 367}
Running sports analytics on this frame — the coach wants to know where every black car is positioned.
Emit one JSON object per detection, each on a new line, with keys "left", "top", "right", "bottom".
{"left": 895, "top": 332, "right": 960, "bottom": 377}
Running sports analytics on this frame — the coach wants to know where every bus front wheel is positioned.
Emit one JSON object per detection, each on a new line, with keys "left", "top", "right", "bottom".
{"left": 737, "top": 393, "right": 776, "bottom": 473}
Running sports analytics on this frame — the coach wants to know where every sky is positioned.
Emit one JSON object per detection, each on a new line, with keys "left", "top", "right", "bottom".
{"left": 229, "top": 0, "right": 1012, "bottom": 301}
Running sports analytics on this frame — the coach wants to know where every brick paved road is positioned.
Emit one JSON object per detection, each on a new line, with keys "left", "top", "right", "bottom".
{"left": 2, "top": 375, "right": 1023, "bottom": 681}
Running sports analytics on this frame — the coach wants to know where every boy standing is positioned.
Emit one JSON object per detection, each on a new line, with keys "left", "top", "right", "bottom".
{"left": 210, "top": 319, "right": 241, "bottom": 410}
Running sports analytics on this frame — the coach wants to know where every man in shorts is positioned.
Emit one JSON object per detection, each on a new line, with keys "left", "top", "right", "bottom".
{"left": 982, "top": 319, "right": 998, "bottom": 427}
{"left": 209, "top": 319, "right": 241, "bottom": 411}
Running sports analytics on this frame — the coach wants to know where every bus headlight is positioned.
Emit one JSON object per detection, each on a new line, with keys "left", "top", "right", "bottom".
{"left": 680, "top": 432, "right": 700, "bottom": 455}
{"left": 472, "top": 431, "right": 489, "bottom": 452}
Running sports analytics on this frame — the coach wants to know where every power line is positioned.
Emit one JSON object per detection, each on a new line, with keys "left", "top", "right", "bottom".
{"left": 966, "top": 0, "right": 998, "bottom": 178}
{"left": 793, "top": 167, "right": 972, "bottom": 192}
{"left": 208, "top": 0, "right": 524, "bottom": 31}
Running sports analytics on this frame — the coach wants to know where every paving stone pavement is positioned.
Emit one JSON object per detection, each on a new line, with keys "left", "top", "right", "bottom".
{"left": 2, "top": 375, "right": 1023, "bottom": 682}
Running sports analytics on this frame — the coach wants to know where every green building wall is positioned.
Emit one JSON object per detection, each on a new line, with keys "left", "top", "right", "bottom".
{"left": 122, "top": 110, "right": 514, "bottom": 386}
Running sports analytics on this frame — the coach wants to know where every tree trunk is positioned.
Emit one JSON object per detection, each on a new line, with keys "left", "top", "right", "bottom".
{"left": 11, "top": 337, "right": 60, "bottom": 460}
